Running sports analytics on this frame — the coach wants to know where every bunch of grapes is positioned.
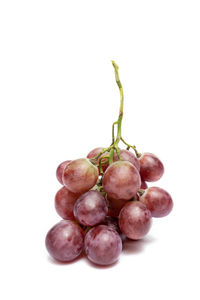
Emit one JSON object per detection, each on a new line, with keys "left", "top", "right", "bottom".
{"left": 45, "top": 61, "right": 173, "bottom": 266}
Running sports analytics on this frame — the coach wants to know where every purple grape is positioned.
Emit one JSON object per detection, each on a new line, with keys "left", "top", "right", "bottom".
{"left": 84, "top": 225, "right": 122, "bottom": 265}
{"left": 140, "top": 187, "right": 173, "bottom": 217}
{"left": 119, "top": 201, "right": 152, "bottom": 240}
{"left": 55, "top": 186, "right": 80, "bottom": 220}
{"left": 87, "top": 147, "right": 109, "bottom": 172}
{"left": 73, "top": 190, "right": 108, "bottom": 226}
{"left": 103, "top": 161, "right": 141, "bottom": 200}
{"left": 139, "top": 153, "right": 164, "bottom": 182}
{"left": 114, "top": 149, "right": 140, "bottom": 171}
{"left": 87, "top": 147, "right": 120, "bottom": 173}
{"left": 107, "top": 196, "right": 127, "bottom": 218}
{"left": 45, "top": 220, "right": 84, "bottom": 262}
{"left": 62, "top": 158, "right": 99, "bottom": 194}
{"left": 56, "top": 160, "right": 71, "bottom": 184}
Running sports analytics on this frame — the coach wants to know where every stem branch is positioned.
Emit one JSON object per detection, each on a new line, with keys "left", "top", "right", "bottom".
{"left": 90, "top": 61, "right": 141, "bottom": 172}
{"left": 120, "top": 137, "right": 141, "bottom": 157}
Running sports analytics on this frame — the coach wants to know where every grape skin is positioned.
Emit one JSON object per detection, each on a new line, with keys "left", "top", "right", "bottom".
{"left": 119, "top": 201, "right": 152, "bottom": 240}
{"left": 73, "top": 190, "right": 108, "bottom": 226}
{"left": 140, "top": 187, "right": 173, "bottom": 217}
{"left": 107, "top": 196, "right": 127, "bottom": 218}
{"left": 84, "top": 225, "right": 122, "bottom": 265}
{"left": 103, "top": 161, "right": 141, "bottom": 200}
{"left": 87, "top": 147, "right": 108, "bottom": 172}
{"left": 62, "top": 158, "right": 99, "bottom": 194}
{"left": 56, "top": 160, "right": 71, "bottom": 184}
{"left": 139, "top": 153, "right": 164, "bottom": 182}
{"left": 55, "top": 186, "right": 80, "bottom": 220}
{"left": 87, "top": 147, "right": 118, "bottom": 172}
{"left": 45, "top": 220, "right": 84, "bottom": 262}
{"left": 114, "top": 149, "right": 140, "bottom": 171}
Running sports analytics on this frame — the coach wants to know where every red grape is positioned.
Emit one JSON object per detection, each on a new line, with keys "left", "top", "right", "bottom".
{"left": 107, "top": 196, "right": 127, "bottom": 218}
{"left": 87, "top": 147, "right": 110, "bottom": 172}
{"left": 73, "top": 190, "right": 108, "bottom": 226}
{"left": 87, "top": 147, "right": 103, "bottom": 157}
{"left": 84, "top": 225, "right": 122, "bottom": 265}
{"left": 141, "top": 181, "right": 148, "bottom": 189}
{"left": 55, "top": 186, "right": 80, "bottom": 220}
{"left": 119, "top": 201, "right": 152, "bottom": 240}
{"left": 103, "top": 161, "right": 141, "bottom": 200}
{"left": 45, "top": 220, "right": 84, "bottom": 262}
{"left": 56, "top": 160, "right": 71, "bottom": 184}
{"left": 63, "top": 158, "right": 98, "bottom": 194}
{"left": 114, "top": 149, "right": 140, "bottom": 171}
{"left": 139, "top": 153, "right": 164, "bottom": 182}
{"left": 140, "top": 187, "right": 173, "bottom": 217}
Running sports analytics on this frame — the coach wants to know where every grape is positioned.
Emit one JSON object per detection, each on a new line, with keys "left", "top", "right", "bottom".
{"left": 45, "top": 220, "right": 84, "bottom": 262}
{"left": 84, "top": 225, "right": 122, "bottom": 265}
{"left": 139, "top": 153, "right": 164, "bottom": 182}
{"left": 107, "top": 196, "right": 127, "bottom": 218}
{"left": 87, "top": 147, "right": 109, "bottom": 172}
{"left": 119, "top": 201, "right": 152, "bottom": 240}
{"left": 141, "top": 181, "right": 148, "bottom": 189}
{"left": 140, "top": 187, "right": 173, "bottom": 217}
{"left": 73, "top": 190, "right": 108, "bottom": 226}
{"left": 62, "top": 158, "right": 98, "bottom": 194}
{"left": 87, "top": 147, "right": 121, "bottom": 173}
{"left": 55, "top": 186, "right": 80, "bottom": 220}
{"left": 103, "top": 161, "right": 141, "bottom": 200}
{"left": 114, "top": 149, "right": 140, "bottom": 171}
{"left": 56, "top": 160, "right": 71, "bottom": 184}
{"left": 87, "top": 147, "right": 104, "bottom": 162}
{"left": 103, "top": 216, "right": 126, "bottom": 242}
{"left": 87, "top": 147, "right": 104, "bottom": 159}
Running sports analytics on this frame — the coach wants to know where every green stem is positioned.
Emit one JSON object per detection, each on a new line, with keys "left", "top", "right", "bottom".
{"left": 109, "top": 148, "right": 114, "bottom": 165}
{"left": 120, "top": 137, "right": 141, "bottom": 157}
{"left": 111, "top": 61, "right": 124, "bottom": 147}
{"left": 98, "top": 155, "right": 110, "bottom": 174}
{"left": 90, "top": 146, "right": 112, "bottom": 164}
{"left": 112, "top": 121, "right": 118, "bottom": 144}
{"left": 90, "top": 61, "right": 141, "bottom": 171}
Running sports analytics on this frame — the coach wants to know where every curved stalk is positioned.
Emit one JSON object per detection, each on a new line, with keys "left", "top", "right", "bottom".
{"left": 120, "top": 137, "right": 141, "bottom": 157}
{"left": 89, "top": 60, "right": 141, "bottom": 172}
{"left": 111, "top": 60, "right": 124, "bottom": 147}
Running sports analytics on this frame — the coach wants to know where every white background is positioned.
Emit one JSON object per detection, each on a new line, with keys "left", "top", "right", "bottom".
{"left": 0, "top": 0, "right": 200, "bottom": 299}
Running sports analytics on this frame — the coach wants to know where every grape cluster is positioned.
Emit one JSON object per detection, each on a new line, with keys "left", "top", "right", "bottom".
{"left": 45, "top": 61, "right": 173, "bottom": 266}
